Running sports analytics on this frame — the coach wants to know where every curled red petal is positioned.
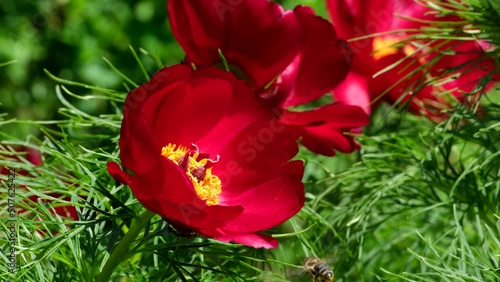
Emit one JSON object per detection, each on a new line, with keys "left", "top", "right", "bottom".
{"left": 280, "top": 6, "right": 351, "bottom": 108}
{"left": 280, "top": 104, "right": 369, "bottom": 156}
{"left": 168, "top": 0, "right": 302, "bottom": 89}
{"left": 107, "top": 162, "right": 131, "bottom": 185}
{"left": 280, "top": 103, "right": 369, "bottom": 127}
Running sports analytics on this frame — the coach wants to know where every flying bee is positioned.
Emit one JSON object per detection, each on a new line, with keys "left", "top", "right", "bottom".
{"left": 303, "top": 257, "right": 334, "bottom": 282}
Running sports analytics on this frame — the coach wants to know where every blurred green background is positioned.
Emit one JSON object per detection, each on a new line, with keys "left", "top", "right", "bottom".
{"left": 0, "top": 0, "right": 178, "bottom": 138}
{"left": 0, "top": 0, "right": 327, "bottom": 139}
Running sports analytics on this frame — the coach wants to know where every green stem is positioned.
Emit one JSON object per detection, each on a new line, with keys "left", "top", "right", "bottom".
{"left": 96, "top": 210, "right": 155, "bottom": 282}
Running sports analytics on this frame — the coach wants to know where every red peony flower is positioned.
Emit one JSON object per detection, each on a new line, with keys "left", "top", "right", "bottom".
{"left": 168, "top": 0, "right": 369, "bottom": 156}
{"left": 168, "top": 0, "right": 302, "bottom": 91}
{"left": 328, "top": 0, "right": 497, "bottom": 118}
{"left": 1, "top": 147, "right": 79, "bottom": 224}
{"left": 0, "top": 147, "right": 42, "bottom": 175}
{"left": 26, "top": 194, "right": 79, "bottom": 222}
{"left": 107, "top": 65, "right": 305, "bottom": 248}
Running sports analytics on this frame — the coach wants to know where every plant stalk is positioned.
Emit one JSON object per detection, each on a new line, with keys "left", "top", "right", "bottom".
{"left": 96, "top": 210, "right": 155, "bottom": 282}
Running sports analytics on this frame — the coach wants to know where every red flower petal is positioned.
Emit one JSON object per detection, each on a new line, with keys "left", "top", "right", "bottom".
{"left": 327, "top": 0, "right": 428, "bottom": 38}
{"left": 168, "top": 0, "right": 302, "bottom": 90}
{"left": 369, "top": 40, "right": 497, "bottom": 118}
{"left": 26, "top": 148, "right": 42, "bottom": 166}
{"left": 120, "top": 65, "right": 195, "bottom": 175}
{"left": 110, "top": 156, "right": 245, "bottom": 229}
{"left": 218, "top": 161, "right": 304, "bottom": 233}
{"left": 210, "top": 232, "right": 278, "bottom": 249}
{"left": 107, "top": 162, "right": 131, "bottom": 185}
{"left": 427, "top": 41, "right": 497, "bottom": 94}
{"left": 142, "top": 78, "right": 232, "bottom": 148}
{"left": 279, "top": 6, "right": 351, "bottom": 108}
{"left": 280, "top": 103, "right": 369, "bottom": 127}
{"left": 279, "top": 104, "right": 369, "bottom": 156}
{"left": 327, "top": 0, "right": 360, "bottom": 39}
{"left": 332, "top": 72, "right": 372, "bottom": 114}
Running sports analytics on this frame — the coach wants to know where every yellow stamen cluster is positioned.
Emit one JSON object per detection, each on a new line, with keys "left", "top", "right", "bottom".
{"left": 372, "top": 36, "right": 427, "bottom": 65}
{"left": 372, "top": 37, "right": 401, "bottom": 61}
{"left": 161, "top": 143, "right": 221, "bottom": 205}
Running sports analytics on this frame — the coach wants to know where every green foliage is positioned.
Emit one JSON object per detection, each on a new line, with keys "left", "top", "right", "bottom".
{"left": 0, "top": 0, "right": 183, "bottom": 139}
{"left": 280, "top": 99, "right": 500, "bottom": 281}
{"left": 413, "top": 0, "right": 500, "bottom": 69}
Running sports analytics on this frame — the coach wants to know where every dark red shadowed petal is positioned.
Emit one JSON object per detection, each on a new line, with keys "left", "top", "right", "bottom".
{"left": 168, "top": 0, "right": 302, "bottom": 89}
{"left": 280, "top": 104, "right": 369, "bottom": 156}
{"left": 120, "top": 65, "right": 195, "bottom": 175}
{"left": 121, "top": 65, "right": 194, "bottom": 124}
{"left": 294, "top": 124, "right": 359, "bottom": 156}
{"left": 279, "top": 6, "right": 351, "bottom": 108}
{"left": 107, "top": 162, "right": 131, "bottom": 185}
{"left": 119, "top": 118, "right": 166, "bottom": 177}
{"left": 280, "top": 103, "right": 369, "bottom": 127}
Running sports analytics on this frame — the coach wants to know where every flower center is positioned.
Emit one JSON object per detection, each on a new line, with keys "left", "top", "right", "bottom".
{"left": 372, "top": 36, "right": 426, "bottom": 63}
{"left": 372, "top": 36, "right": 402, "bottom": 61}
{"left": 161, "top": 143, "right": 221, "bottom": 206}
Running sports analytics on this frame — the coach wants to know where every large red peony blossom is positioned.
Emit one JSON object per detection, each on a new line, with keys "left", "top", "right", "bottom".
{"left": 168, "top": 0, "right": 369, "bottom": 156}
{"left": 328, "top": 0, "right": 497, "bottom": 118}
{"left": 107, "top": 65, "right": 305, "bottom": 248}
